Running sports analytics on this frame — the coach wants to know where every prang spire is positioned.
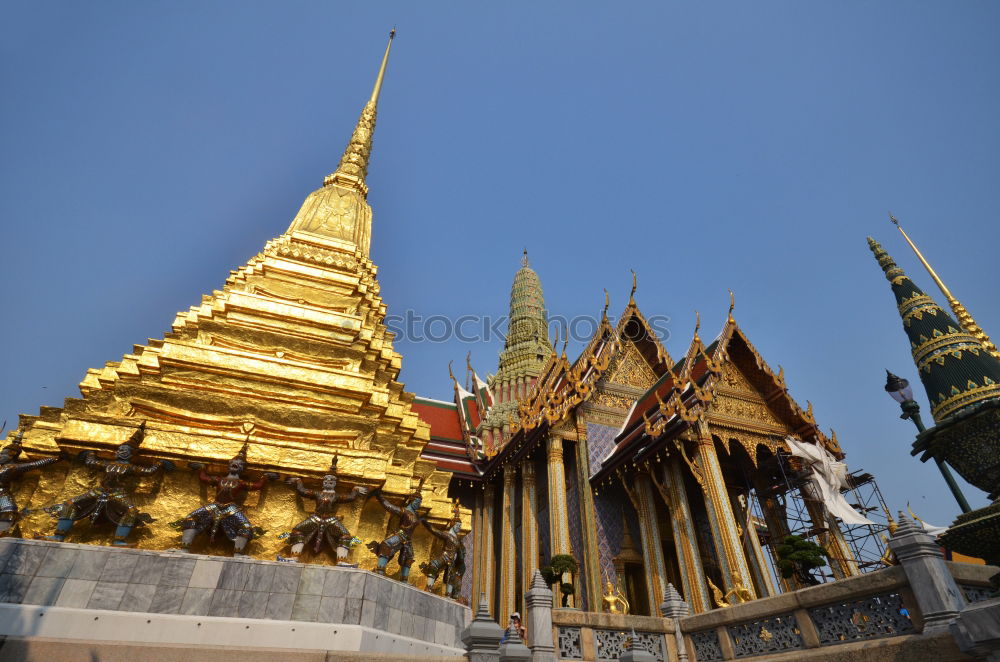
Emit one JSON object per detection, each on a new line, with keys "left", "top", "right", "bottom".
{"left": 323, "top": 29, "right": 395, "bottom": 197}
{"left": 890, "top": 213, "right": 999, "bottom": 361}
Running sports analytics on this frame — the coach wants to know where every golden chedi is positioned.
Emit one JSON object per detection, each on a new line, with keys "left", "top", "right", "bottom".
{"left": 6, "top": 30, "right": 468, "bottom": 574}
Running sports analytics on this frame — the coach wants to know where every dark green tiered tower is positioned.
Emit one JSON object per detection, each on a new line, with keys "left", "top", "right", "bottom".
{"left": 869, "top": 237, "right": 1000, "bottom": 576}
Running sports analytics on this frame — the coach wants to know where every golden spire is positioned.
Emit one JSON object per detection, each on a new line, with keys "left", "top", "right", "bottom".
{"left": 323, "top": 29, "right": 396, "bottom": 197}
{"left": 890, "top": 213, "right": 999, "bottom": 359}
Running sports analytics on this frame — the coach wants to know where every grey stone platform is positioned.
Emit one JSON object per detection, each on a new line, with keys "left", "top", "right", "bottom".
{"left": 0, "top": 538, "right": 469, "bottom": 655}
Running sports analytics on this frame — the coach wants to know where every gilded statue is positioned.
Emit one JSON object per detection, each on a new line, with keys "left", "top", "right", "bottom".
{"left": 367, "top": 477, "right": 425, "bottom": 580}
{"left": 279, "top": 455, "right": 368, "bottom": 563}
{"left": 0, "top": 430, "right": 60, "bottom": 535}
{"left": 601, "top": 577, "right": 630, "bottom": 614}
{"left": 172, "top": 440, "right": 277, "bottom": 556}
{"left": 418, "top": 500, "right": 466, "bottom": 597}
{"left": 727, "top": 577, "right": 754, "bottom": 604}
{"left": 707, "top": 578, "right": 730, "bottom": 608}
{"left": 708, "top": 575, "right": 753, "bottom": 608}
{"left": 44, "top": 422, "right": 174, "bottom": 546}
{"left": 879, "top": 507, "right": 899, "bottom": 566}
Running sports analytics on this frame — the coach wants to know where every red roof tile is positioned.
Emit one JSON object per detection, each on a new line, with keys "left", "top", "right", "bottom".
{"left": 412, "top": 399, "right": 464, "bottom": 442}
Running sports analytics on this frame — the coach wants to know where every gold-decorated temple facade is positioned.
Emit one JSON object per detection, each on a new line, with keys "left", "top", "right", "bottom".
{"left": 4, "top": 32, "right": 884, "bottom": 616}
{"left": 417, "top": 266, "right": 869, "bottom": 621}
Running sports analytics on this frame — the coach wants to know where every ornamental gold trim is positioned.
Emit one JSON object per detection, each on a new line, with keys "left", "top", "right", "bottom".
{"left": 932, "top": 382, "right": 1000, "bottom": 420}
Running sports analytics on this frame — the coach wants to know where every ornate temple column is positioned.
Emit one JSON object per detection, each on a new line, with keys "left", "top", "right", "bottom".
{"left": 499, "top": 465, "right": 518, "bottom": 624}
{"left": 802, "top": 487, "right": 859, "bottom": 580}
{"left": 477, "top": 484, "right": 497, "bottom": 615}
{"left": 574, "top": 422, "right": 602, "bottom": 611}
{"left": 628, "top": 472, "right": 668, "bottom": 614}
{"left": 471, "top": 493, "right": 484, "bottom": 601}
{"left": 692, "top": 422, "right": 756, "bottom": 600}
{"left": 751, "top": 475, "right": 795, "bottom": 592}
{"left": 728, "top": 490, "right": 776, "bottom": 597}
{"left": 546, "top": 436, "right": 572, "bottom": 554}
{"left": 654, "top": 457, "right": 710, "bottom": 613}
{"left": 546, "top": 435, "right": 573, "bottom": 607}
{"left": 520, "top": 460, "right": 540, "bottom": 601}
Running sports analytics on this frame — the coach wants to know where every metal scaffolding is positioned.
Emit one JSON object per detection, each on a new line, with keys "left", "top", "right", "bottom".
{"left": 745, "top": 450, "right": 890, "bottom": 590}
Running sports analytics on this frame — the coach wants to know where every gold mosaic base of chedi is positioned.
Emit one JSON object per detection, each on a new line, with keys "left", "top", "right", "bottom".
{"left": 9, "top": 176, "right": 468, "bottom": 579}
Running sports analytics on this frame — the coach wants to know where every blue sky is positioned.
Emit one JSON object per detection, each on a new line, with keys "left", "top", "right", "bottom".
{"left": 2, "top": 2, "right": 998, "bottom": 527}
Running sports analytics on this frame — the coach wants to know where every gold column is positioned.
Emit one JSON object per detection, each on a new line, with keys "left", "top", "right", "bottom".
{"left": 499, "top": 465, "right": 518, "bottom": 624}
{"left": 480, "top": 484, "right": 497, "bottom": 614}
{"left": 692, "top": 423, "right": 756, "bottom": 599}
{"left": 627, "top": 472, "right": 668, "bottom": 614}
{"left": 802, "top": 490, "right": 859, "bottom": 579}
{"left": 654, "top": 457, "right": 710, "bottom": 613}
{"left": 520, "top": 460, "right": 539, "bottom": 602}
{"left": 729, "top": 491, "right": 777, "bottom": 597}
{"left": 546, "top": 435, "right": 573, "bottom": 607}
{"left": 757, "top": 492, "right": 795, "bottom": 592}
{"left": 574, "top": 422, "right": 602, "bottom": 611}
{"left": 471, "top": 492, "right": 485, "bottom": 602}
{"left": 546, "top": 436, "right": 572, "bottom": 554}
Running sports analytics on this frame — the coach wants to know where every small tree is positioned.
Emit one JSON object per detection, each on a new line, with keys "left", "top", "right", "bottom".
{"left": 540, "top": 554, "right": 578, "bottom": 607}
{"left": 775, "top": 535, "right": 828, "bottom": 586}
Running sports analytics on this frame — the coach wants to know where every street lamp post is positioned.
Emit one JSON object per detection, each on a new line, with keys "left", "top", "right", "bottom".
{"left": 884, "top": 370, "right": 971, "bottom": 513}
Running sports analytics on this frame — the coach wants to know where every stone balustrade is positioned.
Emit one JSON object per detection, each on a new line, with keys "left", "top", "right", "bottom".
{"left": 552, "top": 609, "right": 676, "bottom": 661}
{"left": 550, "top": 561, "right": 996, "bottom": 662}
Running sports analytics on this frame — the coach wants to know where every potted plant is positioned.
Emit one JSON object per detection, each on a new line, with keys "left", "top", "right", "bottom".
{"left": 540, "top": 554, "right": 579, "bottom": 607}
{"left": 775, "top": 535, "right": 829, "bottom": 586}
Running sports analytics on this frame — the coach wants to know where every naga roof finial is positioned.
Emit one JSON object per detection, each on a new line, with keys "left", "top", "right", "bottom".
{"left": 728, "top": 289, "right": 735, "bottom": 322}
{"left": 630, "top": 270, "right": 637, "bottom": 301}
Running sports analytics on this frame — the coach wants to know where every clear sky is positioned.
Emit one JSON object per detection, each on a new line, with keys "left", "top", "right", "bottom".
{"left": 2, "top": 2, "right": 998, "bottom": 528}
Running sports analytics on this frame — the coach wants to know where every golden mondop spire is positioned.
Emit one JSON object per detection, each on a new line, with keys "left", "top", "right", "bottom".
{"left": 9, "top": 27, "right": 464, "bottom": 561}
{"left": 324, "top": 29, "right": 395, "bottom": 196}
{"left": 287, "top": 30, "right": 396, "bottom": 254}
{"left": 890, "top": 213, "right": 999, "bottom": 360}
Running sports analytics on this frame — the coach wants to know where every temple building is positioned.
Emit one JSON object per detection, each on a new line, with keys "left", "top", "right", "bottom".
{"left": 415, "top": 260, "right": 879, "bottom": 621}
{"left": 3, "top": 30, "right": 887, "bottom": 630}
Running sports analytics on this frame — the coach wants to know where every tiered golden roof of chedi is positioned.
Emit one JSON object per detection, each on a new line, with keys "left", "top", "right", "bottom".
{"left": 11, "top": 31, "right": 465, "bottom": 564}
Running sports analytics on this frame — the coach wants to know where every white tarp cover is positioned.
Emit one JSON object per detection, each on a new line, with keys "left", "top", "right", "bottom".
{"left": 908, "top": 505, "right": 949, "bottom": 537}
{"left": 785, "top": 436, "right": 876, "bottom": 526}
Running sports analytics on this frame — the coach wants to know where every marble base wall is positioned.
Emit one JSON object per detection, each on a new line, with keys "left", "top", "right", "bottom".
{"left": 0, "top": 538, "right": 469, "bottom": 653}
